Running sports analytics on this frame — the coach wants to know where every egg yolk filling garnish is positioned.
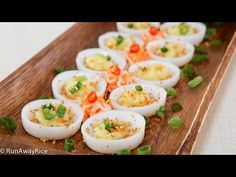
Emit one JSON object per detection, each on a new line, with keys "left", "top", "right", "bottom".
{"left": 30, "top": 103, "right": 74, "bottom": 127}
{"left": 60, "top": 76, "right": 98, "bottom": 100}
{"left": 153, "top": 42, "right": 187, "bottom": 58}
{"left": 86, "top": 118, "right": 140, "bottom": 140}
{"left": 105, "top": 35, "right": 135, "bottom": 51}
{"left": 84, "top": 53, "right": 115, "bottom": 71}
{"left": 166, "top": 23, "right": 198, "bottom": 36}
{"left": 135, "top": 64, "right": 173, "bottom": 81}
{"left": 118, "top": 90, "right": 156, "bottom": 107}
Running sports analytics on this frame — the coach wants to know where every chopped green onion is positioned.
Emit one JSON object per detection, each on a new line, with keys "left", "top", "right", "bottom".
{"left": 182, "top": 64, "right": 196, "bottom": 79}
{"left": 0, "top": 116, "right": 16, "bottom": 132}
{"left": 106, "top": 55, "right": 111, "bottom": 61}
{"left": 166, "top": 87, "right": 177, "bottom": 98}
{"left": 57, "top": 104, "right": 67, "bottom": 118}
{"left": 137, "top": 145, "right": 152, "bottom": 155}
{"left": 191, "top": 54, "right": 208, "bottom": 64}
{"left": 117, "top": 149, "right": 131, "bottom": 155}
{"left": 168, "top": 116, "right": 183, "bottom": 129}
{"left": 156, "top": 106, "right": 166, "bottom": 119}
{"left": 42, "top": 108, "right": 55, "bottom": 120}
{"left": 135, "top": 85, "right": 143, "bottom": 92}
{"left": 42, "top": 103, "right": 53, "bottom": 110}
{"left": 179, "top": 23, "right": 189, "bottom": 35}
{"left": 144, "top": 116, "right": 150, "bottom": 127}
{"left": 171, "top": 103, "right": 182, "bottom": 112}
{"left": 116, "top": 35, "right": 124, "bottom": 46}
{"left": 64, "top": 138, "right": 75, "bottom": 152}
{"left": 69, "top": 85, "right": 79, "bottom": 94}
{"left": 54, "top": 66, "right": 75, "bottom": 75}
{"left": 188, "top": 76, "right": 204, "bottom": 89}
{"left": 160, "top": 46, "right": 168, "bottom": 53}
{"left": 76, "top": 76, "right": 87, "bottom": 82}
{"left": 75, "top": 81, "right": 83, "bottom": 90}
{"left": 194, "top": 45, "right": 207, "bottom": 54}
{"left": 127, "top": 23, "right": 134, "bottom": 28}
{"left": 104, "top": 119, "right": 113, "bottom": 132}
{"left": 211, "top": 39, "right": 222, "bottom": 47}
{"left": 204, "top": 28, "right": 216, "bottom": 40}
{"left": 39, "top": 95, "right": 54, "bottom": 99}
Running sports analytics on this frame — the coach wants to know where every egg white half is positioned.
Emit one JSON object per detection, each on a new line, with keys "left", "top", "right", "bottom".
{"left": 21, "top": 99, "right": 84, "bottom": 140}
{"left": 76, "top": 48, "right": 127, "bottom": 75}
{"left": 128, "top": 60, "right": 180, "bottom": 88}
{"left": 116, "top": 22, "right": 160, "bottom": 37}
{"left": 52, "top": 70, "right": 107, "bottom": 104}
{"left": 109, "top": 84, "right": 167, "bottom": 117}
{"left": 81, "top": 110, "right": 145, "bottom": 154}
{"left": 146, "top": 39, "right": 195, "bottom": 67}
{"left": 161, "top": 22, "right": 206, "bottom": 45}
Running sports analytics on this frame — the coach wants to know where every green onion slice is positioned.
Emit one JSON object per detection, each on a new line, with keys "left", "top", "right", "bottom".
{"left": 188, "top": 76, "right": 204, "bottom": 88}
{"left": 137, "top": 145, "right": 152, "bottom": 155}
{"left": 117, "top": 149, "right": 131, "bottom": 155}
{"left": 64, "top": 138, "right": 75, "bottom": 152}
{"left": 0, "top": 116, "right": 16, "bottom": 132}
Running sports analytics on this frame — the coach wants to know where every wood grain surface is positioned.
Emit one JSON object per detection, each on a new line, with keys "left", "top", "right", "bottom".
{"left": 0, "top": 22, "right": 235, "bottom": 155}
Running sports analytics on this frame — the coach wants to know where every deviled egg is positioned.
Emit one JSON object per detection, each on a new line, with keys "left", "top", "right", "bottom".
{"left": 116, "top": 22, "right": 160, "bottom": 36}
{"left": 52, "top": 70, "right": 106, "bottom": 104}
{"left": 76, "top": 48, "right": 127, "bottom": 74}
{"left": 81, "top": 110, "right": 145, "bottom": 154}
{"left": 110, "top": 84, "right": 167, "bottom": 117}
{"left": 98, "top": 32, "right": 144, "bottom": 54}
{"left": 161, "top": 22, "right": 206, "bottom": 45}
{"left": 21, "top": 99, "right": 84, "bottom": 140}
{"left": 146, "top": 39, "right": 194, "bottom": 66}
{"left": 128, "top": 60, "right": 180, "bottom": 88}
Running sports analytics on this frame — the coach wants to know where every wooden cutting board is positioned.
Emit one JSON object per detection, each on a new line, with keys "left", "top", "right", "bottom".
{"left": 0, "top": 22, "right": 235, "bottom": 155}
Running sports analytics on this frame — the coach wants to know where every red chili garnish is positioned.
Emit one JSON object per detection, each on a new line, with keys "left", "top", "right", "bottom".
{"left": 87, "top": 91, "right": 98, "bottom": 103}
{"left": 110, "top": 65, "right": 121, "bottom": 75}
{"left": 149, "top": 26, "right": 158, "bottom": 35}
{"left": 129, "top": 44, "right": 140, "bottom": 53}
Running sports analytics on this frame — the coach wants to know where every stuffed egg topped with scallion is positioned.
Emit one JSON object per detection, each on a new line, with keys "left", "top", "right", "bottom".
{"left": 76, "top": 48, "right": 126, "bottom": 74}
{"left": 81, "top": 110, "right": 145, "bottom": 154}
{"left": 146, "top": 39, "right": 194, "bottom": 66}
{"left": 116, "top": 22, "right": 160, "bottom": 36}
{"left": 21, "top": 99, "right": 84, "bottom": 140}
{"left": 129, "top": 60, "right": 180, "bottom": 88}
{"left": 110, "top": 84, "right": 167, "bottom": 117}
{"left": 98, "top": 32, "right": 144, "bottom": 54}
{"left": 161, "top": 22, "right": 206, "bottom": 45}
{"left": 52, "top": 70, "right": 106, "bottom": 104}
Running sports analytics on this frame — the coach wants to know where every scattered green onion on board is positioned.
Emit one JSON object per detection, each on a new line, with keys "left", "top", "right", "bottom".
{"left": 156, "top": 106, "right": 166, "bottom": 119}
{"left": 39, "top": 95, "right": 54, "bottom": 99}
{"left": 137, "top": 145, "right": 152, "bottom": 155}
{"left": 117, "top": 149, "right": 131, "bottom": 155}
{"left": 144, "top": 116, "right": 150, "bottom": 127}
{"left": 64, "top": 138, "right": 75, "bottom": 152}
{"left": 194, "top": 45, "right": 207, "bottom": 54}
{"left": 191, "top": 54, "right": 208, "bottom": 64}
{"left": 166, "top": 87, "right": 177, "bottom": 98}
{"left": 168, "top": 116, "right": 183, "bottom": 129}
{"left": 135, "top": 85, "right": 143, "bottom": 91}
{"left": 182, "top": 64, "right": 196, "bottom": 79}
{"left": 204, "top": 28, "right": 217, "bottom": 40}
{"left": 211, "top": 39, "right": 222, "bottom": 47}
{"left": 116, "top": 35, "right": 124, "bottom": 46}
{"left": 171, "top": 103, "right": 183, "bottom": 112}
{"left": 54, "top": 66, "right": 75, "bottom": 75}
{"left": 57, "top": 104, "right": 67, "bottom": 118}
{"left": 0, "top": 116, "right": 16, "bottom": 132}
{"left": 188, "top": 76, "right": 204, "bottom": 89}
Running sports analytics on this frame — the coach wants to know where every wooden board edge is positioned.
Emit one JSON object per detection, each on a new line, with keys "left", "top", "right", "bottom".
{"left": 177, "top": 31, "right": 236, "bottom": 155}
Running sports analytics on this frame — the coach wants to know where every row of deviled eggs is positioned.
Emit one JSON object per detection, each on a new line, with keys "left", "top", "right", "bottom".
{"left": 21, "top": 22, "right": 206, "bottom": 154}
